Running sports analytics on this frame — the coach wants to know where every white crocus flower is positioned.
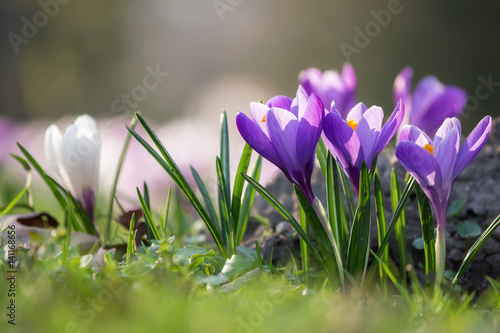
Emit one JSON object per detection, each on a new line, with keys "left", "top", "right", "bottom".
{"left": 44, "top": 114, "right": 101, "bottom": 220}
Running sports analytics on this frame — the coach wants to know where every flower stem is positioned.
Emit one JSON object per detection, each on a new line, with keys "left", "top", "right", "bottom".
{"left": 434, "top": 209, "right": 447, "bottom": 291}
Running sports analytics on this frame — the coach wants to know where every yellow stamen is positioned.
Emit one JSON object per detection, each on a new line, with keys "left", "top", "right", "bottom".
{"left": 424, "top": 144, "right": 435, "bottom": 155}
{"left": 347, "top": 119, "right": 358, "bottom": 130}
{"left": 261, "top": 115, "right": 266, "bottom": 123}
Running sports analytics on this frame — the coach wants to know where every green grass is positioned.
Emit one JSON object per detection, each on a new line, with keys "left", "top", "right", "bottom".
{"left": 1, "top": 236, "right": 499, "bottom": 333}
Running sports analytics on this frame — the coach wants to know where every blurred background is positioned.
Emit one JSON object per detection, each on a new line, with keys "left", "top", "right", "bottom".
{"left": 1, "top": 0, "right": 500, "bottom": 205}
{"left": 2, "top": 0, "right": 500, "bottom": 126}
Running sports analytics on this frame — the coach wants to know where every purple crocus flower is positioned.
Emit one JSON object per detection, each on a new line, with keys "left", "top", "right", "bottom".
{"left": 393, "top": 66, "right": 467, "bottom": 138}
{"left": 322, "top": 101, "right": 405, "bottom": 195}
{"left": 236, "top": 85, "right": 324, "bottom": 203}
{"left": 396, "top": 116, "right": 492, "bottom": 284}
{"left": 299, "top": 63, "right": 357, "bottom": 119}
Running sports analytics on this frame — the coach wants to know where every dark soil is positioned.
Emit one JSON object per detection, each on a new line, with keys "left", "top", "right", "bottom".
{"left": 243, "top": 117, "right": 500, "bottom": 294}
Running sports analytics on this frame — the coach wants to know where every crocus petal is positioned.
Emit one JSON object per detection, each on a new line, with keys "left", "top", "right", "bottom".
{"left": 393, "top": 67, "right": 413, "bottom": 108}
{"left": 58, "top": 115, "right": 101, "bottom": 198}
{"left": 323, "top": 111, "right": 363, "bottom": 187}
{"left": 355, "top": 106, "right": 383, "bottom": 163}
{"left": 266, "top": 96, "right": 293, "bottom": 111}
{"left": 346, "top": 102, "right": 367, "bottom": 122}
{"left": 296, "top": 94, "right": 324, "bottom": 169}
{"left": 44, "top": 124, "right": 63, "bottom": 175}
{"left": 393, "top": 67, "right": 413, "bottom": 128}
{"left": 236, "top": 112, "right": 285, "bottom": 171}
{"left": 375, "top": 101, "right": 405, "bottom": 156}
{"left": 298, "top": 68, "right": 322, "bottom": 98}
{"left": 290, "top": 85, "right": 309, "bottom": 119}
{"left": 396, "top": 141, "right": 443, "bottom": 203}
{"left": 434, "top": 127, "right": 460, "bottom": 188}
{"left": 398, "top": 124, "right": 432, "bottom": 146}
{"left": 249, "top": 102, "right": 271, "bottom": 134}
{"left": 452, "top": 116, "right": 492, "bottom": 180}
{"left": 417, "top": 87, "right": 467, "bottom": 137}
{"left": 342, "top": 63, "right": 357, "bottom": 93}
{"left": 411, "top": 76, "right": 443, "bottom": 125}
{"left": 266, "top": 108, "right": 302, "bottom": 182}
{"left": 434, "top": 117, "right": 461, "bottom": 147}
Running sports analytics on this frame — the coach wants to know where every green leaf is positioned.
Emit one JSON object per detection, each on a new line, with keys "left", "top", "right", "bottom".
{"left": 415, "top": 185, "right": 435, "bottom": 280}
{"left": 346, "top": 162, "right": 371, "bottom": 280}
{"left": 0, "top": 186, "right": 30, "bottom": 219}
{"left": 294, "top": 185, "right": 337, "bottom": 277}
{"left": 327, "top": 153, "right": 346, "bottom": 263}
{"left": 216, "top": 156, "right": 232, "bottom": 253}
{"left": 126, "top": 213, "right": 136, "bottom": 265}
{"left": 231, "top": 143, "right": 252, "bottom": 236}
{"left": 17, "top": 143, "right": 67, "bottom": 209}
{"left": 219, "top": 110, "right": 231, "bottom": 201}
{"left": 236, "top": 155, "right": 262, "bottom": 244}
{"left": 457, "top": 220, "right": 481, "bottom": 239}
{"left": 316, "top": 139, "right": 328, "bottom": 179}
{"left": 9, "top": 153, "right": 30, "bottom": 171}
{"left": 137, "top": 187, "right": 160, "bottom": 241}
{"left": 452, "top": 215, "right": 500, "bottom": 286}
{"left": 391, "top": 169, "right": 407, "bottom": 284}
{"left": 173, "top": 245, "right": 212, "bottom": 266}
{"left": 242, "top": 173, "right": 331, "bottom": 282}
{"left": 128, "top": 114, "right": 226, "bottom": 257}
{"left": 190, "top": 166, "right": 219, "bottom": 234}
{"left": 447, "top": 197, "right": 467, "bottom": 217}
{"left": 373, "top": 172, "right": 388, "bottom": 285}
{"left": 368, "top": 176, "right": 416, "bottom": 280}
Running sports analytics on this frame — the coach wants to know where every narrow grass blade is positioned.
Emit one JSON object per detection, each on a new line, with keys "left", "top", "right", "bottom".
{"left": 0, "top": 186, "right": 30, "bottom": 218}
{"left": 415, "top": 185, "right": 435, "bottom": 281}
{"left": 255, "top": 240, "right": 264, "bottom": 276}
{"left": 143, "top": 182, "right": 154, "bottom": 241}
{"left": 17, "top": 143, "right": 66, "bottom": 208}
{"left": 368, "top": 176, "right": 416, "bottom": 279}
{"left": 299, "top": 205, "right": 310, "bottom": 285}
{"left": 338, "top": 164, "right": 355, "bottom": 221}
{"left": 126, "top": 213, "right": 136, "bottom": 265}
{"left": 9, "top": 153, "right": 31, "bottom": 172}
{"left": 105, "top": 116, "right": 138, "bottom": 243}
{"left": 373, "top": 172, "right": 388, "bottom": 288}
{"left": 190, "top": 166, "right": 219, "bottom": 234}
{"left": 231, "top": 143, "right": 252, "bottom": 231}
{"left": 452, "top": 214, "right": 500, "bottom": 287}
{"left": 316, "top": 138, "right": 328, "bottom": 179}
{"left": 128, "top": 116, "right": 226, "bottom": 256}
{"left": 216, "top": 157, "right": 232, "bottom": 253}
{"left": 242, "top": 174, "right": 331, "bottom": 281}
{"left": 159, "top": 187, "right": 172, "bottom": 237}
{"left": 327, "top": 153, "right": 346, "bottom": 264}
{"left": 236, "top": 155, "right": 262, "bottom": 244}
{"left": 346, "top": 163, "right": 371, "bottom": 280}
{"left": 136, "top": 187, "right": 160, "bottom": 241}
{"left": 391, "top": 169, "right": 407, "bottom": 285}
{"left": 371, "top": 250, "right": 411, "bottom": 303}
{"left": 219, "top": 110, "right": 231, "bottom": 201}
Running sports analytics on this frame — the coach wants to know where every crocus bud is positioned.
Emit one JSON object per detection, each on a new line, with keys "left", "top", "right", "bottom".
{"left": 44, "top": 114, "right": 101, "bottom": 220}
